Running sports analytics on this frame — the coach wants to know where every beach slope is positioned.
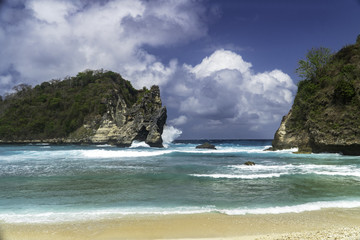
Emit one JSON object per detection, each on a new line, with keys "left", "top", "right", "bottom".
{"left": 2, "top": 208, "right": 360, "bottom": 240}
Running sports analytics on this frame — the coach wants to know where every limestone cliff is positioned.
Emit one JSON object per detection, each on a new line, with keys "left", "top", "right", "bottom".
{"left": 85, "top": 85, "right": 166, "bottom": 147}
{"left": 272, "top": 36, "right": 360, "bottom": 155}
{"left": 0, "top": 70, "right": 167, "bottom": 147}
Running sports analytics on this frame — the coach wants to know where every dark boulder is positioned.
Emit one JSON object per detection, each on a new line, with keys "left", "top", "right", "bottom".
{"left": 244, "top": 161, "right": 255, "bottom": 166}
{"left": 196, "top": 142, "right": 216, "bottom": 149}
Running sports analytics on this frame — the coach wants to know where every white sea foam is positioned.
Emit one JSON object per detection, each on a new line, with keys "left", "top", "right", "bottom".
{"left": 183, "top": 145, "right": 299, "bottom": 154}
{"left": 35, "top": 143, "right": 50, "bottom": 146}
{"left": 80, "top": 149, "right": 172, "bottom": 158}
{"left": 0, "top": 206, "right": 215, "bottom": 224}
{"left": 1, "top": 149, "right": 173, "bottom": 161}
{"left": 312, "top": 171, "right": 360, "bottom": 177}
{"left": 220, "top": 200, "right": 360, "bottom": 215}
{"left": 162, "top": 125, "right": 182, "bottom": 147}
{"left": 227, "top": 164, "right": 360, "bottom": 178}
{"left": 190, "top": 173, "right": 282, "bottom": 179}
{"left": 273, "top": 147, "right": 299, "bottom": 153}
{"left": 298, "top": 164, "right": 360, "bottom": 177}
{"left": 0, "top": 150, "right": 82, "bottom": 162}
{"left": 130, "top": 141, "right": 150, "bottom": 148}
{"left": 188, "top": 163, "right": 360, "bottom": 181}
{"left": 2, "top": 200, "right": 360, "bottom": 223}
{"left": 229, "top": 164, "right": 293, "bottom": 171}
{"left": 95, "top": 144, "right": 113, "bottom": 147}
{"left": 182, "top": 147, "right": 267, "bottom": 154}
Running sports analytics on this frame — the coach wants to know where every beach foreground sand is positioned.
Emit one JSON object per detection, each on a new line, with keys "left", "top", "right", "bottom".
{"left": 1, "top": 208, "right": 360, "bottom": 240}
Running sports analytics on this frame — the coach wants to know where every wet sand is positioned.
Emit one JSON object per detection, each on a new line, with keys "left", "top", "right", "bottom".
{"left": 2, "top": 208, "right": 360, "bottom": 240}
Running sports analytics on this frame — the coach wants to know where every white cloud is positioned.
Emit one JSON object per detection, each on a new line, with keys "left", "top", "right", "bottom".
{"left": 0, "top": 75, "right": 12, "bottom": 85}
{"left": 26, "top": 0, "right": 76, "bottom": 24}
{"left": 187, "top": 49, "right": 252, "bottom": 79}
{"left": 128, "top": 58, "right": 178, "bottom": 89}
{"left": 169, "top": 115, "right": 188, "bottom": 126}
{"left": 163, "top": 49, "right": 296, "bottom": 137}
{"left": 0, "top": 0, "right": 207, "bottom": 94}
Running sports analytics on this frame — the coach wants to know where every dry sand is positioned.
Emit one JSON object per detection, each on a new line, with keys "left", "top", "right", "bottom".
{"left": 1, "top": 208, "right": 360, "bottom": 240}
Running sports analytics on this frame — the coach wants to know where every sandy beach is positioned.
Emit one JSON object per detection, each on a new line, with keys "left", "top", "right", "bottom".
{"left": 2, "top": 208, "right": 360, "bottom": 240}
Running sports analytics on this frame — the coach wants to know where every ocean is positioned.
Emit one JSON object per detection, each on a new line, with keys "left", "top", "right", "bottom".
{"left": 1, "top": 137, "right": 360, "bottom": 224}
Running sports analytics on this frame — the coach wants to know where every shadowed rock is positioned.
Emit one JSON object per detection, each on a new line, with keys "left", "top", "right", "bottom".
{"left": 244, "top": 161, "right": 255, "bottom": 166}
{"left": 90, "top": 85, "right": 167, "bottom": 147}
{"left": 196, "top": 142, "right": 216, "bottom": 149}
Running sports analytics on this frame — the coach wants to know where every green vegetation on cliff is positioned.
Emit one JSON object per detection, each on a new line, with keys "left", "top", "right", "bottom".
{"left": 0, "top": 70, "right": 146, "bottom": 141}
{"left": 272, "top": 35, "right": 360, "bottom": 154}
{"left": 290, "top": 37, "right": 360, "bottom": 133}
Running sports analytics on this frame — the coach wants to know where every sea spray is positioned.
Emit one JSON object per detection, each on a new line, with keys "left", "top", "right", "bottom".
{"left": 161, "top": 125, "right": 182, "bottom": 147}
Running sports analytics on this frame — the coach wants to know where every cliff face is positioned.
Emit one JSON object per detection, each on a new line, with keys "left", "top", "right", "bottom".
{"left": 272, "top": 37, "right": 360, "bottom": 155}
{"left": 0, "top": 70, "right": 167, "bottom": 147}
{"left": 85, "top": 85, "right": 166, "bottom": 147}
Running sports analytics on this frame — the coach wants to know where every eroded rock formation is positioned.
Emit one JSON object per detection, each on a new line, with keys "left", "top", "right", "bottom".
{"left": 88, "top": 85, "right": 167, "bottom": 147}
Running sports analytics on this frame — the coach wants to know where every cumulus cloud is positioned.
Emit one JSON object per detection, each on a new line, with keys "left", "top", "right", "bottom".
{"left": 0, "top": 0, "right": 296, "bottom": 138}
{"left": 162, "top": 49, "right": 296, "bottom": 138}
{"left": 169, "top": 115, "right": 188, "bottom": 126}
{"left": 187, "top": 50, "right": 252, "bottom": 78}
{"left": 0, "top": 0, "right": 208, "bottom": 94}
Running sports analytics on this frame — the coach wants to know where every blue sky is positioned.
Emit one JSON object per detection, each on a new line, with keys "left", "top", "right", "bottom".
{"left": 1, "top": 0, "right": 360, "bottom": 139}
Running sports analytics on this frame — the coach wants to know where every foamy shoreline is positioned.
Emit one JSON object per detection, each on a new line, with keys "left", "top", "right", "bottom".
{"left": 3, "top": 199, "right": 360, "bottom": 224}
{"left": 2, "top": 208, "right": 360, "bottom": 240}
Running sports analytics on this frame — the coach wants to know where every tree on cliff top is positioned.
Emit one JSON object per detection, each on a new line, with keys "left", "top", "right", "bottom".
{"left": 295, "top": 47, "right": 332, "bottom": 82}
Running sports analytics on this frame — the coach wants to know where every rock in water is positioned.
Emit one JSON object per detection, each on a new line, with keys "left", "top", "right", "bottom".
{"left": 271, "top": 36, "right": 360, "bottom": 155}
{"left": 196, "top": 142, "right": 216, "bottom": 149}
{"left": 244, "top": 161, "right": 255, "bottom": 166}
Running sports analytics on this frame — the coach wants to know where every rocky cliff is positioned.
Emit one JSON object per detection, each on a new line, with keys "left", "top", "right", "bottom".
{"left": 272, "top": 36, "right": 360, "bottom": 155}
{"left": 0, "top": 70, "right": 167, "bottom": 147}
{"left": 85, "top": 85, "right": 166, "bottom": 147}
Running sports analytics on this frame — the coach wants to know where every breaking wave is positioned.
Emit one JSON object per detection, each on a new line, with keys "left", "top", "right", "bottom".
{"left": 189, "top": 164, "right": 360, "bottom": 180}
{"left": 162, "top": 125, "right": 182, "bottom": 147}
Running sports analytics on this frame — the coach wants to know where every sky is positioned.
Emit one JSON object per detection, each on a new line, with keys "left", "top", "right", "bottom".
{"left": 1, "top": 0, "right": 360, "bottom": 139}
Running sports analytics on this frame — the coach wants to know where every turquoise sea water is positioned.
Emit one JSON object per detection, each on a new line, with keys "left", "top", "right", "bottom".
{"left": 1, "top": 139, "right": 360, "bottom": 223}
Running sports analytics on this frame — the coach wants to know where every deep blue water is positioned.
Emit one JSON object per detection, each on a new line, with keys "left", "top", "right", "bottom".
{"left": 1, "top": 139, "right": 360, "bottom": 223}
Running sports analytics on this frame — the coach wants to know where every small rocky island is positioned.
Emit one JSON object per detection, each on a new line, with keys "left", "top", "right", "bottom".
{"left": 196, "top": 142, "right": 216, "bottom": 149}
{"left": 0, "top": 70, "right": 166, "bottom": 147}
{"left": 271, "top": 36, "right": 360, "bottom": 155}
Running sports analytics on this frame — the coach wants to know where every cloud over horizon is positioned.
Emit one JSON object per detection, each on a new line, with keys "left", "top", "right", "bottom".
{"left": 163, "top": 49, "right": 296, "bottom": 138}
{"left": 0, "top": 0, "right": 296, "bottom": 138}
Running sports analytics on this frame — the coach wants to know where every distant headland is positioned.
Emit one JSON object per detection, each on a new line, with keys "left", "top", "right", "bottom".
{"left": 0, "top": 70, "right": 167, "bottom": 147}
